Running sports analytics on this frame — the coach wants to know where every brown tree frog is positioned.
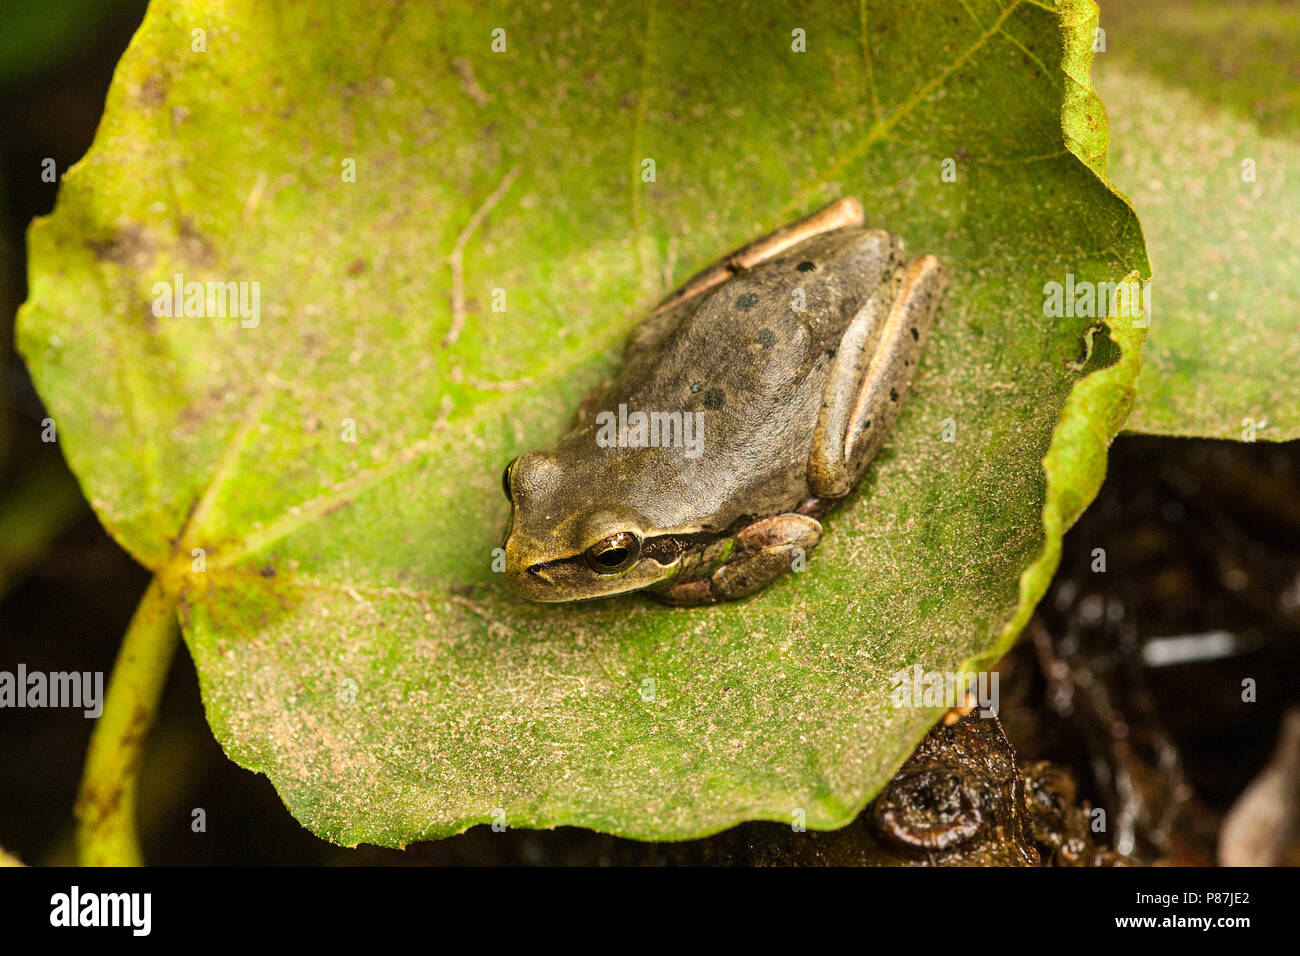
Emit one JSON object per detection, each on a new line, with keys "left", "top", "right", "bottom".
{"left": 501, "top": 197, "right": 945, "bottom": 605}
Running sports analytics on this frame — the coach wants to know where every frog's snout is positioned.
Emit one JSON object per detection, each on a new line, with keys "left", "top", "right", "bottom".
{"left": 502, "top": 530, "right": 560, "bottom": 601}
{"left": 506, "top": 567, "right": 567, "bottom": 603}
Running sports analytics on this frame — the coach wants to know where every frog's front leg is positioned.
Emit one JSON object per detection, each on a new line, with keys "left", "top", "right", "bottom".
{"left": 810, "top": 254, "right": 946, "bottom": 498}
{"left": 651, "top": 514, "right": 823, "bottom": 606}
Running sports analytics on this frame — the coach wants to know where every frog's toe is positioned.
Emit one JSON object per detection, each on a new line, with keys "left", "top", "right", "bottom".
{"left": 648, "top": 577, "right": 717, "bottom": 607}
{"left": 647, "top": 514, "right": 822, "bottom": 606}
{"left": 733, "top": 513, "right": 822, "bottom": 552}
{"left": 713, "top": 513, "right": 823, "bottom": 602}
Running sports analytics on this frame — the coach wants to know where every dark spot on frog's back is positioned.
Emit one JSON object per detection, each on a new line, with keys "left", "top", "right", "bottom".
{"left": 756, "top": 328, "right": 777, "bottom": 349}
{"left": 736, "top": 292, "right": 759, "bottom": 310}
{"left": 703, "top": 387, "right": 726, "bottom": 409}
{"left": 911, "top": 327, "right": 919, "bottom": 340}
{"left": 797, "top": 260, "right": 816, "bottom": 272}
{"left": 890, "top": 388, "right": 899, "bottom": 402}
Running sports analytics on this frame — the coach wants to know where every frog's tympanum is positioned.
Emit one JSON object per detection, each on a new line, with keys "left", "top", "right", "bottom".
{"left": 501, "top": 197, "right": 946, "bottom": 605}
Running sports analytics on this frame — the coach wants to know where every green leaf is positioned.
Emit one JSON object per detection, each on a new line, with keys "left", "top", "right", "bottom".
{"left": 1097, "top": 0, "right": 1300, "bottom": 441}
{"left": 18, "top": 0, "right": 1147, "bottom": 845}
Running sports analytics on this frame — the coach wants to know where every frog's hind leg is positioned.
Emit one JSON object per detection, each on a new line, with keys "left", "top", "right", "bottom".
{"left": 809, "top": 254, "right": 946, "bottom": 499}
{"left": 651, "top": 514, "right": 823, "bottom": 606}
{"left": 628, "top": 197, "right": 866, "bottom": 364}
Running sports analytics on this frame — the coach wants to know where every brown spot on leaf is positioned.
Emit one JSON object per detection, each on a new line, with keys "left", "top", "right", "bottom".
{"left": 136, "top": 74, "right": 167, "bottom": 107}
{"left": 322, "top": 498, "right": 354, "bottom": 519}
{"left": 451, "top": 58, "right": 489, "bottom": 107}
{"left": 180, "top": 218, "right": 218, "bottom": 268}
{"left": 89, "top": 224, "right": 154, "bottom": 269}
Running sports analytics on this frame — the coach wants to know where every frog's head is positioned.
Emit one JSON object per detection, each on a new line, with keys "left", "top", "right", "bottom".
{"left": 500, "top": 449, "right": 684, "bottom": 602}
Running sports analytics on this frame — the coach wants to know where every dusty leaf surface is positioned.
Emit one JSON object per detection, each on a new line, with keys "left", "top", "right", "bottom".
{"left": 19, "top": 0, "right": 1146, "bottom": 844}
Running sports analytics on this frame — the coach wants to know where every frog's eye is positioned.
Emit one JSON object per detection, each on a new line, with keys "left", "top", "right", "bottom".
{"left": 502, "top": 456, "right": 519, "bottom": 502}
{"left": 584, "top": 532, "right": 641, "bottom": 574}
